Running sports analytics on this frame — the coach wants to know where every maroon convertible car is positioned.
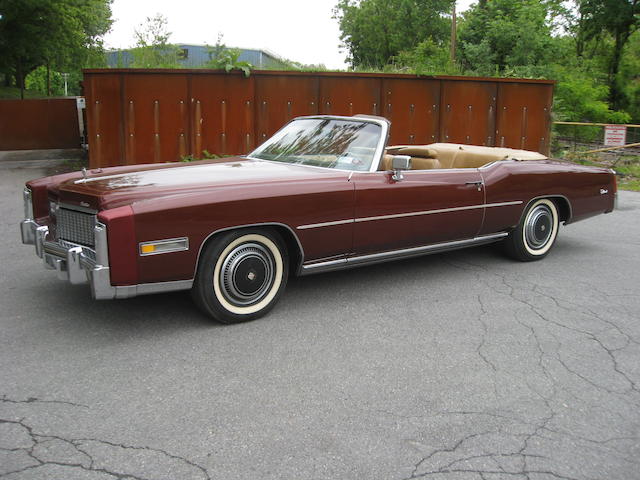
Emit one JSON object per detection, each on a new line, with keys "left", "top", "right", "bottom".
{"left": 21, "top": 115, "right": 616, "bottom": 323}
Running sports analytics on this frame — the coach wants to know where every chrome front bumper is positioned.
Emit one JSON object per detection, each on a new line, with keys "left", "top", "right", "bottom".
{"left": 20, "top": 218, "right": 117, "bottom": 300}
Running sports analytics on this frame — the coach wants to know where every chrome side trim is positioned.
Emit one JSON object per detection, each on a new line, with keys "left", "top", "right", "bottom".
{"left": 353, "top": 201, "right": 522, "bottom": 224}
{"left": 300, "top": 232, "right": 509, "bottom": 275}
{"left": 297, "top": 219, "right": 354, "bottom": 230}
{"left": 296, "top": 201, "right": 523, "bottom": 230}
{"left": 112, "top": 280, "right": 194, "bottom": 299}
{"left": 193, "top": 222, "right": 306, "bottom": 278}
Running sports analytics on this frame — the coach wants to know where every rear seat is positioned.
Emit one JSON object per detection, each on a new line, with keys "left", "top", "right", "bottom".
{"left": 382, "top": 143, "right": 545, "bottom": 170}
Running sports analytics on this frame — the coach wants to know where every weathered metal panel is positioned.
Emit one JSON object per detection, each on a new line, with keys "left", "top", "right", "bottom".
{"left": 496, "top": 83, "right": 553, "bottom": 154}
{"left": 382, "top": 78, "right": 440, "bottom": 145}
{"left": 84, "top": 73, "right": 123, "bottom": 166}
{"left": 0, "top": 98, "right": 79, "bottom": 150}
{"left": 254, "top": 75, "right": 319, "bottom": 146}
{"left": 122, "top": 73, "right": 189, "bottom": 164}
{"left": 190, "top": 74, "right": 255, "bottom": 155}
{"left": 440, "top": 80, "right": 497, "bottom": 146}
{"left": 319, "top": 77, "right": 381, "bottom": 117}
{"left": 82, "top": 69, "right": 555, "bottom": 168}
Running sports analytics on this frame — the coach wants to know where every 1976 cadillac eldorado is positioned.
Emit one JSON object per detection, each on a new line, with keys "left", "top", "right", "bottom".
{"left": 20, "top": 115, "right": 616, "bottom": 323}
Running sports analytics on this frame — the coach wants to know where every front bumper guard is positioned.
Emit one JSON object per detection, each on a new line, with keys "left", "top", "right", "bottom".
{"left": 20, "top": 219, "right": 117, "bottom": 299}
{"left": 20, "top": 218, "right": 193, "bottom": 299}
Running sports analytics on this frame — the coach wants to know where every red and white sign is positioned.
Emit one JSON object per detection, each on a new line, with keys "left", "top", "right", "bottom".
{"left": 604, "top": 125, "right": 627, "bottom": 147}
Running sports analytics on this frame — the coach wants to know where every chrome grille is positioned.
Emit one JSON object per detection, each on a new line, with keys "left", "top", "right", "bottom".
{"left": 56, "top": 208, "right": 96, "bottom": 247}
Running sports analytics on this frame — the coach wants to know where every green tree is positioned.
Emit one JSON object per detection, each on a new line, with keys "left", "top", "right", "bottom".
{"left": 0, "top": 0, "right": 112, "bottom": 98}
{"left": 129, "top": 14, "right": 181, "bottom": 68}
{"left": 333, "top": 0, "right": 454, "bottom": 69}
{"left": 457, "top": 0, "right": 560, "bottom": 76}
{"left": 576, "top": 0, "right": 640, "bottom": 109}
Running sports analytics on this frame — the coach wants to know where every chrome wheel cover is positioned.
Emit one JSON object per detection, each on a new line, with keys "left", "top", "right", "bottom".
{"left": 525, "top": 204, "right": 554, "bottom": 249}
{"left": 219, "top": 242, "right": 275, "bottom": 306}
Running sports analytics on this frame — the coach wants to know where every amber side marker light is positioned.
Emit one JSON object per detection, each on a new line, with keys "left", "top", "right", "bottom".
{"left": 139, "top": 237, "right": 189, "bottom": 256}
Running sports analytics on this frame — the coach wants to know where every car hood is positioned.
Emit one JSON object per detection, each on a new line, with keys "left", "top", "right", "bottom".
{"left": 51, "top": 157, "right": 349, "bottom": 211}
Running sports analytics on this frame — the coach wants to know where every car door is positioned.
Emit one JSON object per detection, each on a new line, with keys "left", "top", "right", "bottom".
{"left": 351, "top": 169, "right": 485, "bottom": 255}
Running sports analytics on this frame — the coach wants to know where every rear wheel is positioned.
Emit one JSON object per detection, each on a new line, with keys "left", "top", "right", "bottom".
{"left": 504, "top": 198, "right": 559, "bottom": 261}
{"left": 192, "top": 229, "right": 289, "bottom": 323}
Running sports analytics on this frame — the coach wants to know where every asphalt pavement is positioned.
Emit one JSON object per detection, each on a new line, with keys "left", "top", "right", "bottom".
{"left": 1, "top": 163, "right": 639, "bottom": 480}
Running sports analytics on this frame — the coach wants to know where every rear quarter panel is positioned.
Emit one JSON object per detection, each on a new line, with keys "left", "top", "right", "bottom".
{"left": 480, "top": 160, "right": 616, "bottom": 235}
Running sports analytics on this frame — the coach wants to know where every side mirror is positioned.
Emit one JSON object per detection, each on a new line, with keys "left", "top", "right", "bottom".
{"left": 391, "top": 155, "right": 411, "bottom": 181}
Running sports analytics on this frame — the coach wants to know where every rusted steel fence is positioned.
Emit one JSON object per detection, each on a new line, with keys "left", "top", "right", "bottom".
{"left": 83, "top": 69, "right": 554, "bottom": 168}
{"left": 0, "top": 98, "right": 80, "bottom": 150}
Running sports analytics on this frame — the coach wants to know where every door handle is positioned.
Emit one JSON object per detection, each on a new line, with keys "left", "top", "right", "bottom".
{"left": 465, "top": 181, "right": 483, "bottom": 191}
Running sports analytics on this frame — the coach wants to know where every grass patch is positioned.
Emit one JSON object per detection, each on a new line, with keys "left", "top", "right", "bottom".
{"left": 618, "top": 177, "right": 640, "bottom": 191}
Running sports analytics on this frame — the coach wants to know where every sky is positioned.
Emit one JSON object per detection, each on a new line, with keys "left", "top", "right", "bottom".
{"left": 103, "top": 0, "right": 477, "bottom": 70}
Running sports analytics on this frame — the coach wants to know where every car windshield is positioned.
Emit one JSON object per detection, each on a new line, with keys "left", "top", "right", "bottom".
{"left": 249, "top": 118, "right": 382, "bottom": 171}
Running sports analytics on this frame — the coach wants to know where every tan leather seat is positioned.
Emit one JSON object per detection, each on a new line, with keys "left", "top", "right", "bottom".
{"left": 379, "top": 154, "right": 394, "bottom": 171}
{"left": 410, "top": 157, "right": 441, "bottom": 170}
{"left": 383, "top": 143, "right": 546, "bottom": 171}
{"left": 378, "top": 153, "right": 441, "bottom": 171}
{"left": 452, "top": 151, "right": 507, "bottom": 169}
{"left": 382, "top": 146, "right": 441, "bottom": 171}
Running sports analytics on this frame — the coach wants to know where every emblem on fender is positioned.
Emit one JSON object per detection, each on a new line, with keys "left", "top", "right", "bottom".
{"left": 600, "top": 188, "right": 608, "bottom": 195}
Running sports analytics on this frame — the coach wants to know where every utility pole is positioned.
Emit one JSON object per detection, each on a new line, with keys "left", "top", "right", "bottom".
{"left": 450, "top": 1, "right": 457, "bottom": 64}
{"left": 61, "top": 73, "right": 69, "bottom": 96}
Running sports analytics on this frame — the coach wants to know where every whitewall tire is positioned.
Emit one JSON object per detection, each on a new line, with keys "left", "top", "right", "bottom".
{"left": 504, "top": 198, "right": 559, "bottom": 261}
{"left": 192, "top": 229, "right": 289, "bottom": 323}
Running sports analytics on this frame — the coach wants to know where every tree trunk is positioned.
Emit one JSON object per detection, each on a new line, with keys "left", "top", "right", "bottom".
{"left": 16, "top": 61, "right": 25, "bottom": 100}
{"left": 46, "top": 61, "right": 51, "bottom": 96}
{"left": 609, "top": 30, "right": 628, "bottom": 110}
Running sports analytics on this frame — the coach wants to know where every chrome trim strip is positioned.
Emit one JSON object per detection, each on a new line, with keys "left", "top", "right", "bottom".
{"left": 113, "top": 280, "right": 194, "bottom": 299}
{"left": 353, "top": 201, "right": 522, "bottom": 224}
{"left": 296, "top": 201, "right": 523, "bottom": 230}
{"left": 300, "top": 232, "right": 509, "bottom": 275}
{"left": 297, "top": 219, "right": 354, "bottom": 230}
{"left": 139, "top": 237, "right": 189, "bottom": 256}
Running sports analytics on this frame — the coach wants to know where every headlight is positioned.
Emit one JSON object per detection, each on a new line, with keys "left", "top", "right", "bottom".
{"left": 23, "top": 188, "right": 34, "bottom": 219}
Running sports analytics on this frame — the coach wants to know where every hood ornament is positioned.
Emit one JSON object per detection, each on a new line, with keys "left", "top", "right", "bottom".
{"left": 82, "top": 167, "right": 87, "bottom": 180}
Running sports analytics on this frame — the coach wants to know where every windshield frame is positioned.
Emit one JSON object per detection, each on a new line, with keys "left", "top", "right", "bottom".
{"left": 246, "top": 115, "right": 390, "bottom": 173}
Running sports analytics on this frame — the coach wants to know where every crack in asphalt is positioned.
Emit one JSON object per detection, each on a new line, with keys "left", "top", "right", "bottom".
{"left": 395, "top": 255, "right": 640, "bottom": 480}
{"left": 0, "top": 415, "right": 211, "bottom": 480}
{"left": 1, "top": 395, "right": 89, "bottom": 409}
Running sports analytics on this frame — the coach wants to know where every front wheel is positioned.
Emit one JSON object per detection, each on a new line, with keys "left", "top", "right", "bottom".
{"left": 192, "top": 229, "right": 289, "bottom": 323}
{"left": 504, "top": 198, "right": 559, "bottom": 261}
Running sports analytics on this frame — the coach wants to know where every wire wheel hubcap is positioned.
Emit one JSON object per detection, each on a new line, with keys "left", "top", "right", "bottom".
{"left": 220, "top": 243, "right": 275, "bottom": 306}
